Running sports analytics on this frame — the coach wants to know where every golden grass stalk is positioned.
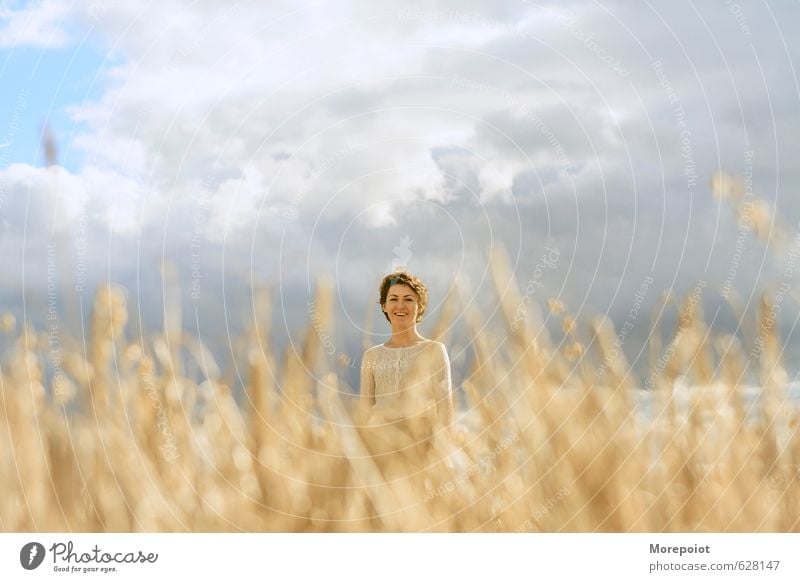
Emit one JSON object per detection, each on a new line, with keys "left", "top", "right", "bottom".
{"left": 2, "top": 176, "right": 800, "bottom": 532}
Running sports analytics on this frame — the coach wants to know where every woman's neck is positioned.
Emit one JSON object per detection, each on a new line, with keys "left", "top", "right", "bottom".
{"left": 386, "top": 327, "right": 425, "bottom": 347}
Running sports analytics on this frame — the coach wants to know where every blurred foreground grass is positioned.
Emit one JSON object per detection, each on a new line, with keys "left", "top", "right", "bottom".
{"left": 1, "top": 172, "right": 799, "bottom": 532}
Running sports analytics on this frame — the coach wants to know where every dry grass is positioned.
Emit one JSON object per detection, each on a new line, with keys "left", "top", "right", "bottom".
{"left": 2, "top": 262, "right": 798, "bottom": 533}
{"left": 2, "top": 179, "right": 799, "bottom": 532}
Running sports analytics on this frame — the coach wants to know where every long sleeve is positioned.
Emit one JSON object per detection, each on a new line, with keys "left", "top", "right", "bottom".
{"left": 360, "top": 350, "right": 376, "bottom": 407}
{"left": 434, "top": 343, "right": 454, "bottom": 427}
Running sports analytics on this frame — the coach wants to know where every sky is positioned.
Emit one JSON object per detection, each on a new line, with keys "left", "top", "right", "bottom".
{"left": 1, "top": 0, "right": 800, "bottom": 391}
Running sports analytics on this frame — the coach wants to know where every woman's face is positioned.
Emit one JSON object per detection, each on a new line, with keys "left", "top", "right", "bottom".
{"left": 383, "top": 283, "right": 420, "bottom": 327}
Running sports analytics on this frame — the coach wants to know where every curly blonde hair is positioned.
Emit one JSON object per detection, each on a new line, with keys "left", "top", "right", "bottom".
{"left": 378, "top": 270, "right": 429, "bottom": 324}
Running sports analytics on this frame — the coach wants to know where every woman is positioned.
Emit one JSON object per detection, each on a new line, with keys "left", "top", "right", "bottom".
{"left": 360, "top": 270, "right": 454, "bottom": 436}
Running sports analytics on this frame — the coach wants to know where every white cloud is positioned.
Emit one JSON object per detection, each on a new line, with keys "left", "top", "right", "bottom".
{"left": 0, "top": 0, "right": 72, "bottom": 48}
{"left": 2, "top": 0, "right": 799, "bottom": 370}
{"left": 0, "top": 163, "right": 86, "bottom": 236}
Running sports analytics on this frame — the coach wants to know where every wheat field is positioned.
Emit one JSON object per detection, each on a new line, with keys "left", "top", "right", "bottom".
{"left": 2, "top": 177, "right": 799, "bottom": 532}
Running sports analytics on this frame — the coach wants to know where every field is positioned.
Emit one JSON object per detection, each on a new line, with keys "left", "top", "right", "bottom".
{"left": 2, "top": 224, "right": 798, "bottom": 533}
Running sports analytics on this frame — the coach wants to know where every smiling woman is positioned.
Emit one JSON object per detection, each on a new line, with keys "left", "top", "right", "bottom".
{"left": 360, "top": 270, "right": 454, "bottom": 447}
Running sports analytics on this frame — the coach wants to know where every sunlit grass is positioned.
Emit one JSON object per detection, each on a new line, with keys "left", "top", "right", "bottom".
{"left": 1, "top": 175, "right": 799, "bottom": 532}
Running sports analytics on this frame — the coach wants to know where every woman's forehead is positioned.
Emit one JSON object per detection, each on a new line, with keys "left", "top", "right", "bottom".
{"left": 387, "top": 283, "right": 416, "bottom": 296}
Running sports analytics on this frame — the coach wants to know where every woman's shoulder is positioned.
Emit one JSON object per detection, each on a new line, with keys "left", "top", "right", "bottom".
{"left": 421, "top": 339, "right": 446, "bottom": 350}
{"left": 418, "top": 339, "right": 448, "bottom": 358}
{"left": 430, "top": 340, "right": 449, "bottom": 356}
{"left": 361, "top": 345, "right": 381, "bottom": 368}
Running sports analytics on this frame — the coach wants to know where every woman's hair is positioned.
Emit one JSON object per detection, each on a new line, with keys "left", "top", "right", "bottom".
{"left": 378, "top": 270, "right": 429, "bottom": 323}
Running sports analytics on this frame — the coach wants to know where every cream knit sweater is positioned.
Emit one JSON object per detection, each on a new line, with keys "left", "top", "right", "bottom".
{"left": 360, "top": 339, "right": 454, "bottom": 427}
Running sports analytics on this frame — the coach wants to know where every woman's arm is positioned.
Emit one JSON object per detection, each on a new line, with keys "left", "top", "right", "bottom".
{"left": 360, "top": 350, "right": 376, "bottom": 407}
{"left": 434, "top": 343, "right": 454, "bottom": 428}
